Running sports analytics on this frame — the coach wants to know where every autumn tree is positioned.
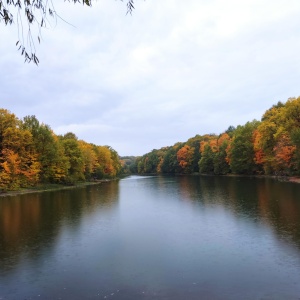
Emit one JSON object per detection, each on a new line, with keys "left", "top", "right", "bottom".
{"left": 137, "top": 97, "right": 300, "bottom": 177}
{"left": 291, "top": 128, "right": 300, "bottom": 174}
{"left": 78, "top": 140, "right": 98, "bottom": 180}
{"left": 253, "top": 97, "right": 300, "bottom": 175}
{"left": 273, "top": 98, "right": 300, "bottom": 174}
{"left": 177, "top": 145, "right": 195, "bottom": 173}
{"left": 93, "top": 145, "right": 121, "bottom": 179}
{"left": 186, "top": 135, "right": 203, "bottom": 172}
{"left": 0, "top": 109, "right": 18, "bottom": 153}
{"left": 0, "top": 110, "right": 40, "bottom": 190}
{"left": 0, "top": 130, "right": 40, "bottom": 189}
{"left": 107, "top": 146, "right": 122, "bottom": 177}
{"left": 198, "top": 134, "right": 219, "bottom": 174}
{"left": 273, "top": 134, "right": 296, "bottom": 175}
{"left": 22, "top": 116, "right": 69, "bottom": 183}
{"left": 255, "top": 102, "right": 286, "bottom": 174}
{"left": 0, "top": 109, "right": 122, "bottom": 190}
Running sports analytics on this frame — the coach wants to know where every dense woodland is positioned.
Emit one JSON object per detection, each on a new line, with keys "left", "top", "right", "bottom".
{"left": 0, "top": 110, "right": 122, "bottom": 191}
{"left": 131, "top": 97, "right": 300, "bottom": 177}
{"left": 1, "top": 96, "right": 300, "bottom": 191}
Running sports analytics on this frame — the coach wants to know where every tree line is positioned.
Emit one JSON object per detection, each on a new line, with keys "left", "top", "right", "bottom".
{"left": 132, "top": 97, "right": 300, "bottom": 177}
{"left": 0, "top": 109, "right": 122, "bottom": 191}
{"left": 2, "top": 96, "right": 300, "bottom": 190}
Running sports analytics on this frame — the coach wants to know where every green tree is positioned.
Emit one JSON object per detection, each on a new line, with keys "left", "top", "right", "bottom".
{"left": 186, "top": 135, "right": 203, "bottom": 172}
{"left": 229, "top": 121, "right": 259, "bottom": 174}
{"left": 225, "top": 125, "right": 236, "bottom": 138}
{"left": 137, "top": 157, "right": 144, "bottom": 174}
{"left": 199, "top": 144, "right": 214, "bottom": 174}
{"left": 120, "top": 156, "right": 138, "bottom": 174}
{"left": 143, "top": 150, "right": 159, "bottom": 174}
{"left": 213, "top": 141, "right": 230, "bottom": 175}
{"left": 161, "top": 145, "right": 181, "bottom": 173}
{"left": 60, "top": 133, "right": 84, "bottom": 184}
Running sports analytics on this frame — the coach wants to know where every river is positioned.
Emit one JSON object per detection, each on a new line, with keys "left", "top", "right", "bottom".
{"left": 1, "top": 175, "right": 300, "bottom": 299}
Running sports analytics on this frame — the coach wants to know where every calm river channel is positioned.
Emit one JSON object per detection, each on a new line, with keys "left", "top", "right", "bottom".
{"left": 1, "top": 175, "right": 300, "bottom": 299}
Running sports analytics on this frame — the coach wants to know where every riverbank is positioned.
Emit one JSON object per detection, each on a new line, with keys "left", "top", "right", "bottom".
{"left": 288, "top": 176, "right": 300, "bottom": 183}
{"left": 194, "top": 172, "right": 300, "bottom": 183}
{"left": 229, "top": 173, "right": 300, "bottom": 183}
{"left": 0, "top": 179, "right": 115, "bottom": 197}
{"left": 1, "top": 174, "right": 299, "bottom": 197}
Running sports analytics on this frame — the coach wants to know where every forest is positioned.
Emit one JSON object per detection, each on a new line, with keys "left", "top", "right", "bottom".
{"left": 1, "top": 96, "right": 300, "bottom": 191}
{"left": 0, "top": 110, "right": 122, "bottom": 191}
{"left": 126, "top": 96, "right": 300, "bottom": 177}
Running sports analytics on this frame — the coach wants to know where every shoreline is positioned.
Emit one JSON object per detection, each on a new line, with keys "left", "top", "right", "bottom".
{"left": 194, "top": 173, "right": 300, "bottom": 183}
{"left": 0, "top": 179, "right": 115, "bottom": 198}
{"left": 287, "top": 176, "right": 300, "bottom": 184}
{"left": 1, "top": 174, "right": 299, "bottom": 198}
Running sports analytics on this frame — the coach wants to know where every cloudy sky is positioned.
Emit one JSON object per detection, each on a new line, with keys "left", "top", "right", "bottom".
{"left": 1, "top": 0, "right": 300, "bottom": 156}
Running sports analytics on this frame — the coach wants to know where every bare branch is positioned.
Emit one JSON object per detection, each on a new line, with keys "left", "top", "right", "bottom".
{"left": 0, "top": 0, "right": 136, "bottom": 65}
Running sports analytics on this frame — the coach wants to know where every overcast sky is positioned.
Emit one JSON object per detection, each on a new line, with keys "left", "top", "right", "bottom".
{"left": 1, "top": 0, "right": 300, "bottom": 156}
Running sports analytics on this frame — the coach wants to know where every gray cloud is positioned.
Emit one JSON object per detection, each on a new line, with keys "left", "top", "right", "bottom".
{"left": 1, "top": 0, "right": 300, "bottom": 156}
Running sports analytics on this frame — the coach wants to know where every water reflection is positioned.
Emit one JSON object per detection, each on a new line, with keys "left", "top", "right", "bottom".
{"left": 1, "top": 176, "right": 300, "bottom": 299}
{"left": 0, "top": 182, "right": 119, "bottom": 271}
{"left": 176, "top": 175, "right": 300, "bottom": 249}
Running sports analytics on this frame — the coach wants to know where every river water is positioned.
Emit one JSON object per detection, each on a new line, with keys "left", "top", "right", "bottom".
{"left": 0, "top": 175, "right": 300, "bottom": 299}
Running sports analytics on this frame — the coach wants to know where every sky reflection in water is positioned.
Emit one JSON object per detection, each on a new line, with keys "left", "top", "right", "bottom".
{"left": 0, "top": 176, "right": 300, "bottom": 299}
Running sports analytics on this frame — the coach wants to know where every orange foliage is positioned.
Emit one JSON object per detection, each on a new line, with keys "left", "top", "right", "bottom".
{"left": 200, "top": 141, "right": 208, "bottom": 153}
{"left": 156, "top": 157, "right": 164, "bottom": 173}
{"left": 1, "top": 149, "right": 21, "bottom": 175}
{"left": 209, "top": 139, "right": 218, "bottom": 152}
{"left": 177, "top": 146, "right": 189, "bottom": 168}
{"left": 200, "top": 133, "right": 230, "bottom": 154}
{"left": 253, "top": 129, "right": 265, "bottom": 165}
{"left": 225, "top": 143, "right": 231, "bottom": 164}
{"left": 218, "top": 133, "right": 230, "bottom": 145}
{"left": 177, "top": 145, "right": 194, "bottom": 170}
{"left": 274, "top": 134, "right": 296, "bottom": 168}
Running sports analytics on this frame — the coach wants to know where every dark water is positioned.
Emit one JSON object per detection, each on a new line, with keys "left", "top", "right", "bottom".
{"left": 1, "top": 176, "right": 300, "bottom": 300}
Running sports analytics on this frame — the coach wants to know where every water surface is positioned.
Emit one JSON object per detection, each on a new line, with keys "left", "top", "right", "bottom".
{"left": 1, "top": 176, "right": 300, "bottom": 299}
